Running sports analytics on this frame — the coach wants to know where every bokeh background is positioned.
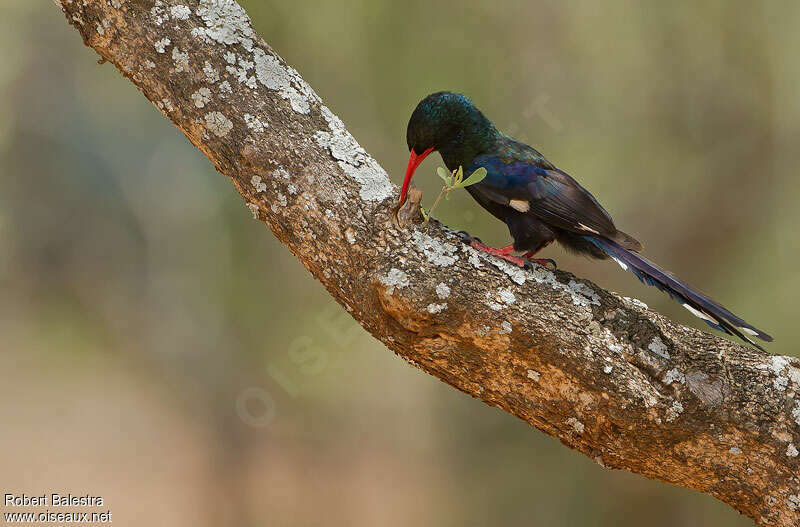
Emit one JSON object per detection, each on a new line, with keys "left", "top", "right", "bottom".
{"left": 1, "top": 1, "right": 797, "bottom": 525}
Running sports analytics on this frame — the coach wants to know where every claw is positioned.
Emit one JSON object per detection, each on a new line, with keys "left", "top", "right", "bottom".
{"left": 522, "top": 246, "right": 556, "bottom": 270}
{"left": 454, "top": 230, "right": 479, "bottom": 245}
{"left": 527, "top": 258, "right": 557, "bottom": 270}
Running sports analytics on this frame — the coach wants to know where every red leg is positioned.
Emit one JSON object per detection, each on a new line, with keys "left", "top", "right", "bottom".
{"left": 469, "top": 240, "right": 526, "bottom": 267}
{"left": 522, "top": 241, "right": 557, "bottom": 269}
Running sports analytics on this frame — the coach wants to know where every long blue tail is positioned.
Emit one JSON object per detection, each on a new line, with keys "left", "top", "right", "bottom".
{"left": 586, "top": 236, "right": 772, "bottom": 349}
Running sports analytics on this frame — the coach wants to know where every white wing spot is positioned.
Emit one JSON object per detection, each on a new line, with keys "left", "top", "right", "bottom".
{"left": 509, "top": 199, "right": 530, "bottom": 212}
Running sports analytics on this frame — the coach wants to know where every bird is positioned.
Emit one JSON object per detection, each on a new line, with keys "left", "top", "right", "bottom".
{"left": 399, "top": 91, "right": 772, "bottom": 349}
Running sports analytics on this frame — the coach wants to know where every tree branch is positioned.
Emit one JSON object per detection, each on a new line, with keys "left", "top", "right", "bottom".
{"left": 55, "top": 1, "right": 800, "bottom": 524}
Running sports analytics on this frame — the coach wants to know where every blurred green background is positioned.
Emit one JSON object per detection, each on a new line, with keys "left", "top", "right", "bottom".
{"left": 1, "top": 1, "right": 797, "bottom": 525}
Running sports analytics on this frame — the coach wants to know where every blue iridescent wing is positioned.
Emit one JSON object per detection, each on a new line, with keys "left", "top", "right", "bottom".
{"left": 466, "top": 154, "right": 617, "bottom": 237}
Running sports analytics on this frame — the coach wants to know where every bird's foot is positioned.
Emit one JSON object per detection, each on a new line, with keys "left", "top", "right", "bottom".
{"left": 453, "top": 230, "right": 476, "bottom": 245}
{"left": 465, "top": 239, "right": 557, "bottom": 270}
{"left": 522, "top": 253, "right": 557, "bottom": 270}
{"left": 469, "top": 241, "right": 527, "bottom": 268}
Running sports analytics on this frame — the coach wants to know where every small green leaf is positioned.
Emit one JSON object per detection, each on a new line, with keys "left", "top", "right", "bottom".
{"left": 420, "top": 206, "right": 429, "bottom": 225}
{"left": 437, "top": 167, "right": 451, "bottom": 183}
{"left": 455, "top": 167, "right": 487, "bottom": 188}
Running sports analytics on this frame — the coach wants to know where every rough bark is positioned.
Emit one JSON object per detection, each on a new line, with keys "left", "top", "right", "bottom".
{"left": 54, "top": 1, "right": 800, "bottom": 524}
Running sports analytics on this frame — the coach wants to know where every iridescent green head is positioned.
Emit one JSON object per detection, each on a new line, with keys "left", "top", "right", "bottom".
{"left": 401, "top": 92, "right": 496, "bottom": 203}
